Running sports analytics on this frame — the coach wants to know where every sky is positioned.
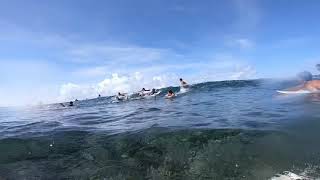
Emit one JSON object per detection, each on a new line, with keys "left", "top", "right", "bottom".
{"left": 0, "top": 0, "right": 320, "bottom": 106}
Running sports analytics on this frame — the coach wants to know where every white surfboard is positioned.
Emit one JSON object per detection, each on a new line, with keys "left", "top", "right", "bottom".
{"left": 116, "top": 95, "right": 128, "bottom": 101}
{"left": 178, "top": 87, "right": 190, "bottom": 95}
{"left": 144, "top": 91, "right": 161, "bottom": 98}
{"left": 277, "top": 90, "right": 312, "bottom": 94}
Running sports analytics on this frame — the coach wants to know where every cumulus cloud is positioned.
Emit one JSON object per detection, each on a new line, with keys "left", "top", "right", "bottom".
{"left": 230, "top": 65, "right": 256, "bottom": 80}
{"left": 59, "top": 83, "right": 96, "bottom": 101}
{"left": 58, "top": 72, "right": 178, "bottom": 101}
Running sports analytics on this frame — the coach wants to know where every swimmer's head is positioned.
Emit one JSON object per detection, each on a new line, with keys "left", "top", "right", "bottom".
{"left": 297, "top": 71, "right": 313, "bottom": 82}
{"left": 168, "top": 90, "right": 173, "bottom": 94}
{"left": 180, "top": 78, "right": 183, "bottom": 81}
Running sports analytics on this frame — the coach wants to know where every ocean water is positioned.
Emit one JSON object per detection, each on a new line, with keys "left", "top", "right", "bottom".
{"left": 1, "top": 79, "right": 320, "bottom": 179}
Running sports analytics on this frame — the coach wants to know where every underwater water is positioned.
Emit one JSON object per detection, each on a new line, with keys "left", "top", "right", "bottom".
{"left": 1, "top": 79, "right": 320, "bottom": 179}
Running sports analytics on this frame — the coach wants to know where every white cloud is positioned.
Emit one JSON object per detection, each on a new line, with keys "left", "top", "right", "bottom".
{"left": 231, "top": 65, "right": 256, "bottom": 80}
{"left": 59, "top": 83, "right": 96, "bottom": 101}
{"left": 235, "top": 38, "right": 254, "bottom": 49}
{"left": 58, "top": 72, "right": 178, "bottom": 101}
{"left": 225, "top": 38, "right": 255, "bottom": 49}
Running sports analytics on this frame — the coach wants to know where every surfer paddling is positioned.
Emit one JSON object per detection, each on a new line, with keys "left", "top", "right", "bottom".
{"left": 139, "top": 88, "right": 151, "bottom": 96}
{"left": 284, "top": 71, "right": 320, "bottom": 92}
{"left": 116, "top": 92, "right": 128, "bottom": 101}
{"left": 150, "top": 88, "right": 157, "bottom": 95}
{"left": 165, "top": 90, "right": 175, "bottom": 98}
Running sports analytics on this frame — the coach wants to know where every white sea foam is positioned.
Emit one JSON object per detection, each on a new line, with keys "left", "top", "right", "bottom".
{"left": 270, "top": 171, "right": 310, "bottom": 180}
{"left": 270, "top": 166, "right": 320, "bottom": 180}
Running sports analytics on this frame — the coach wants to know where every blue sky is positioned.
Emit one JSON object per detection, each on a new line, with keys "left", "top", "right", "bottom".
{"left": 0, "top": 0, "right": 320, "bottom": 106}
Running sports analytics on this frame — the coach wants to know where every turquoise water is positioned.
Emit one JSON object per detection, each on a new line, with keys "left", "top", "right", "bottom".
{"left": 0, "top": 80, "right": 320, "bottom": 179}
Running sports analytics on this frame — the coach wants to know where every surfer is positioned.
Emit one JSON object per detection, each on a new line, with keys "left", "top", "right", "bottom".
{"left": 139, "top": 88, "right": 151, "bottom": 96}
{"left": 142, "top": 88, "right": 151, "bottom": 92}
{"left": 150, "top": 88, "right": 157, "bottom": 95}
{"left": 180, "top": 78, "right": 189, "bottom": 88}
{"left": 285, "top": 71, "right": 320, "bottom": 92}
{"left": 118, "top": 92, "right": 126, "bottom": 96}
{"left": 166, "top": 90, "right": 175, "bottom": 98}
{"left": 116, "top": 92, "right": 128, "bottom": 100}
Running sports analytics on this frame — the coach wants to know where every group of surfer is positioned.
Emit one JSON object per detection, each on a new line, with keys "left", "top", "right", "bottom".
{"left": 62, "top": 63, "right": 320, "bottom": 107}
{"left": 116, "top": 78, "right": 189, "bottom": 100}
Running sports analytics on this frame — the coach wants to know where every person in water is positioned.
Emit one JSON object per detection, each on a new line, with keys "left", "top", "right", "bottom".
{"left": 116, "top": 92, "right": 128, "bottom": 100}
{"left": 180, "top": 78, "right": 189, "bottom": 88}
{"left": 141, "top": 88, "right": 151, "bottom": 92}
{"left": 286, "top": 71, "right": 320, "bottom": 92}
{"left": 139, "top": 88, "right": 151, "bottom": 96}
{"left": 166, "top": 90, "right": 175, "bottom": 98}
{"left": 69, "top": 101, "right": 74, "bottom": 106}
{"left": 118, "top": 92, "right": 126, "bottom": 96}
{"left": 150, "top": 88, "right": 157, "bottom": 95}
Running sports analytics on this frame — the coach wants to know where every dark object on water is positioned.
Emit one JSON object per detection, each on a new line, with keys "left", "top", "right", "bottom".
{"left": 75, "top": 99, "right": 79, "bottom": 102}
{"left": 151, "top": 88, "right": 156, "bottom": 95}
{"left": 60, "top": 103, "right": 65, "bottom": 107}
{"left": 98, "top": 94, "right": 101, "bottom": 97}
{"left": 69, "top": 101, "right": 74, "bottom": 106}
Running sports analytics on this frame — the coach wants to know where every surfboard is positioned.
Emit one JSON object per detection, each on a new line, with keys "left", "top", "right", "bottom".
{"left": 165, "top": 94, "right": 176, "bottom": 99}
{"left": 178, "top": 87, "right": 189, "bottom": 95}
{"left": 277, "top": 90, "right": 312, "bottom": 94}
{"left": 116, "top": 95, "right": 128, "bottom": 101}
{"left": 143, "top": 91, "right": 161, "bottom": 98}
